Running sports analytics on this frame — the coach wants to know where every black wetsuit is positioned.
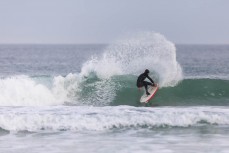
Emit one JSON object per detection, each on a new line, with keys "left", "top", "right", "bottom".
{"left": 136, "top": 72, "right": 154, "bottom": 94}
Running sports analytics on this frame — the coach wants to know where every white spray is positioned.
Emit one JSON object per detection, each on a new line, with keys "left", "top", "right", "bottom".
{"left": 81, "top": 32, "right": 183, "bottom": 87}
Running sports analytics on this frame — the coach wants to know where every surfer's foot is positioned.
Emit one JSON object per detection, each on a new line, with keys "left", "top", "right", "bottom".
{"left": 146, "top": 92, "right": 150, "bottom": 95}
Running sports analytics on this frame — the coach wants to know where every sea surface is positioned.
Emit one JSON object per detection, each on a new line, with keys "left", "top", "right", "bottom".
{"left": 0, "top": 33, "right": 229, "bottom": 153}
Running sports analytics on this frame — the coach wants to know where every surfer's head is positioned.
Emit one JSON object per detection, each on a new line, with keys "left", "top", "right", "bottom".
{"left": 145, "top": 69, "right": 149, "bottom": 74}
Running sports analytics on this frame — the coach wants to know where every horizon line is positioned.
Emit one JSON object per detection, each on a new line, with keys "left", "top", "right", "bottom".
{"left": 0, "top": 43, "right": 229, "bottom": 45}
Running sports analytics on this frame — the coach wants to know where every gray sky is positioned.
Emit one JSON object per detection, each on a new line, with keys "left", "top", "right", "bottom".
{"left": 0, "top": 0, "right": 228, "bottom": 44}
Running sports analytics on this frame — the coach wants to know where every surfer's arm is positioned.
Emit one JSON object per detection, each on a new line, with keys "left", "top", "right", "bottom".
{"left": 146, "top": 76, "right": 155, "bottom": 85}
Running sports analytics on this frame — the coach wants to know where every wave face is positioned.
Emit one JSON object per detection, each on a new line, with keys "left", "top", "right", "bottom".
{"left": 0, "top": 106, "right": 229, "bottom": 132}
{"left": 75, "top": 76, "right": 229, "bottom": 106}
{"left": 112, "top": 77, "right": 229, "bottom": 106}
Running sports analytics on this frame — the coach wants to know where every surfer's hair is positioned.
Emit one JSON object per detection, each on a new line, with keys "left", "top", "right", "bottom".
{"left": 145, "top": 69, "right": 149, "bottom": 73}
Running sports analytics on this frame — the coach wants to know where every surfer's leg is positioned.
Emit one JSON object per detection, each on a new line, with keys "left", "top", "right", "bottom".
{"left": 143, "top": 81, "right": 153, "bottom": 87}
{"left": 143, "top": 81, "right": 150, "bottom": 95}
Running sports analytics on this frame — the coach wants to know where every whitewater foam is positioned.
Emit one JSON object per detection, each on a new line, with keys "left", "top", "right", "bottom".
{"left": 0, "top": 106, "right": 229, "bottom": 132}
{"left": 0, "top": 73, "right": 119, "bottom": 106}
{"left": 0, "top": 76, "right": 61, "bottom": 106}
{"left": 0, "top": 74, "right": 82, "bottom": 106}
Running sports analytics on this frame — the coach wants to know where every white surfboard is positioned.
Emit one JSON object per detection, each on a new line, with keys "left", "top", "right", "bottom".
{"left": 140, "top": 84, "right": 159, "bottom": 103}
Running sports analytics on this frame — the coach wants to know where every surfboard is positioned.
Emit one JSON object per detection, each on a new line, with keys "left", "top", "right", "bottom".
{"left": 140, "top": 84, "right": 159, "bottom": 103}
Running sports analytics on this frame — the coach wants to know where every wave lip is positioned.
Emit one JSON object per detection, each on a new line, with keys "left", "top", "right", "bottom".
{"left": 0, "top": 106, "right": 229, "bottom": 132}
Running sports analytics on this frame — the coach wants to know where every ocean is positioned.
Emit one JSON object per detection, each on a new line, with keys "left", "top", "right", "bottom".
{"left": 0, "top": 33, "right": 229, "bottom": 153}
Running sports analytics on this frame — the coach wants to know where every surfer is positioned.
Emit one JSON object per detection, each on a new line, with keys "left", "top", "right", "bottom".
{"left": 136, "top": 69, "right": 155, "bottom": 95}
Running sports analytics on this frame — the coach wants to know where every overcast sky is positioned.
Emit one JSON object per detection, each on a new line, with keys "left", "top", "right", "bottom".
{"left": 0, "top": 0, "right": 228, "bottom": 44}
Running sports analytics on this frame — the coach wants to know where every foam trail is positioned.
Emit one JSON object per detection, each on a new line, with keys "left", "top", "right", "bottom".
{"left": 81, "top": 32, "right": 183, "bottom": 87}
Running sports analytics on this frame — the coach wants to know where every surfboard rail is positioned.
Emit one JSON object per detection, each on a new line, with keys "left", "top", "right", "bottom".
{"left": 140, "top": 84, "right": 159, "bottom": 103}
